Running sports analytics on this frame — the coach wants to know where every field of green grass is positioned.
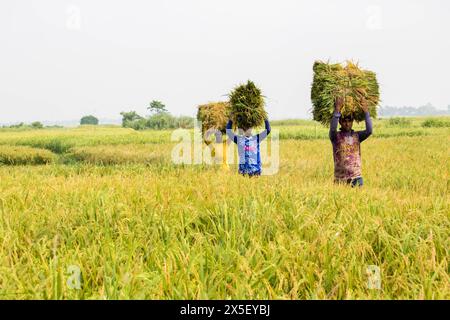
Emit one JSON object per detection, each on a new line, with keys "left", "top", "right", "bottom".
{"left": 0, "top": 117, "right": 448, "bottom": 299}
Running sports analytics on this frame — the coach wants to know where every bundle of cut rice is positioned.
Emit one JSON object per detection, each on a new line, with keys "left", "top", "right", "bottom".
{"left": 197, "top": 102, "right": 230, "bottom": 143}
{"left": 229, "top": 80, "right": 267, "bottom": 130}
{"left": 311, "top": 60, "right": 379, "bottom": 125}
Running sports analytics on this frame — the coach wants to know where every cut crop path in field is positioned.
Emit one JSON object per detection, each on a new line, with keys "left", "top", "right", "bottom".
{"left": 65, "top": 145, "right": 169, "bottom": 166}
{"left": 0, "top": 127, "right": 172, "bottom": 153}
{"left": 0, "top": 145, "right": 56, "bottom": 165}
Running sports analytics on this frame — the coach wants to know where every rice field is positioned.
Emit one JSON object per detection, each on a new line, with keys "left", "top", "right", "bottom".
{"left": 0, "top": 117, "right": 448, "bottom": 299}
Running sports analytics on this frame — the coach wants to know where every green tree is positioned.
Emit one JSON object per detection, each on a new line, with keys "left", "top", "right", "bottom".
{"left": 120, "top": 111, "right": 143, "bottom": 127}
{"left": 174, "top": 116, "right": 194, "bottom": 129}
{"left": 31, "top": 121, "right": 44, "bottom": 129}
{"left": 148, "top": 100, "right": 167, "bottom": 115}
{"left": 147, "top": 112, "right": 174, "bottom": 129}
{"left": 11, "top": 122, "right": 25, "bottom": 128}
{"left": 80, "top": 115, "right": 99, "bottom": 125}
{"left": 129, "top": 118, "right": 148, "bottom": 130}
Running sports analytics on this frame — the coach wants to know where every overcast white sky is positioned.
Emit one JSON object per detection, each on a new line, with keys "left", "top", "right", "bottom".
{"left": 1, "top": 0, "right": 449, "bottom": 123}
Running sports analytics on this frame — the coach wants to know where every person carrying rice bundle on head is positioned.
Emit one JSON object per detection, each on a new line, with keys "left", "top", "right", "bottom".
{"left": 197, "top": 102, "right": 231, "bottom": 169}
{"left": 226, "top": 80, "right": 271, "bottom": 177}
{"left": 226, "top": 116, "right": 271, "bottom": 177}
{"left": 311, "top": 60, "right": 379, "bottom": 187}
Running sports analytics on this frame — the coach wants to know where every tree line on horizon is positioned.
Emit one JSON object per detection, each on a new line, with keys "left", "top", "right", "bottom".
{"left": 119, "top": 100, "right": 194, "bottom": 130}
{"left": 378, "top": 103, "right": 450, "bottom": 117}
{"left": 2, "top": 103, "right": 449, "bottom": 130}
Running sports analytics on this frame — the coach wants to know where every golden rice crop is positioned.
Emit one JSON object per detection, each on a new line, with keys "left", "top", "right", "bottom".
{"left": 0, "top": 120, "right": 448, "bottom": 299}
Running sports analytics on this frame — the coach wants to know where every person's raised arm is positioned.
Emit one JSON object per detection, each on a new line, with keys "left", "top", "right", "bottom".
{"left": 357, "top": 99, "right": 373, "bottom": 142}
{"left": 257, "top": 119, "right": 271, "bottom": 141}
{"left": 226, "top": 119, "right": 238, "bottom": 144}
{"left": 329, "top": 97, "right": 343, "bottom": 142}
